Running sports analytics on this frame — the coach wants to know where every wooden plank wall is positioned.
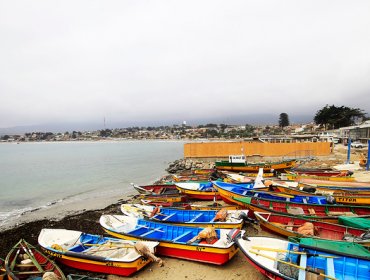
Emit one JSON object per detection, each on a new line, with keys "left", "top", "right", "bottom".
{"left": 183, "top": 141, "right": 332, "bottom": 158}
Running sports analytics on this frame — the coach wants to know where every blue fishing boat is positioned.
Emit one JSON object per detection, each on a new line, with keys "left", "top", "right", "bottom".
{"left": 120, "top": 204, "right": 249, "bottom": 229}
{"left": 213, "top": 181, "right": 332, "bottom": 206}
{"left": 236, "top": 236, "right": 370, "bottom": 280}
{"left": 99, "top": 215, "right": 243, "bottom": 265}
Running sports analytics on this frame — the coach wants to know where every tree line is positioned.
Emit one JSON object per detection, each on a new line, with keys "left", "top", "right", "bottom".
{"left": 279, "top": 105, "right": 367, "bottom": 129}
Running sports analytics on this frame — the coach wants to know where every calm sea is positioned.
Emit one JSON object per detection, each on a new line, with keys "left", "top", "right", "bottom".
{"left": 0, "top": 140, "right": 184, "bottom": 229}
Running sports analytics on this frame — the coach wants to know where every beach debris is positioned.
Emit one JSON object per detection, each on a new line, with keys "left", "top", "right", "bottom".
{"left": 134, "top": 242, "right": 163, "bottom": 267}
{"left": 297, "top": 222, "right": 314, "bottom": 236}
{"left": 187, "top": 227, "right": 218, "bottom": 244}
{"left": 43, "top": 272, "right": 60, "bottom": 280}
{"left": 213, "top": 209, "right": 227, "bottom": 222}
{"left": 149, "top": 206, "right": 160, "bottom": 218}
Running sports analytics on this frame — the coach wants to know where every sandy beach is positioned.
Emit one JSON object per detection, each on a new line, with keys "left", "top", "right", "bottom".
{"left": 0, "top": 195, "right": 269, "bottom": 280}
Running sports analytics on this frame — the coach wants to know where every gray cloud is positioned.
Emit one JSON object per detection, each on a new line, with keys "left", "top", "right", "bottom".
{"left": 1, "top": 0, "right": 370, "bottom": 128}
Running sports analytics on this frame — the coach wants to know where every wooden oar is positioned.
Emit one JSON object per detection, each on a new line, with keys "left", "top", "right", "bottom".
{"left": 20, "top": 242, "right": 44, "bottom": 273}
{"left": 278, "top": 224, "right": 304, "bottom": 228}
{"left": 10, "top": 248, "right": 21, "bottom": 270}
{"left": 249, "top": 250, "right": 337, "bottom": 280}
{"left": 84, "top": 243, "right": 134, "bottom": 248}
{"left": 14, "top": 271, "right": 43, "bottom": 275}
{"left": 111, "top": 215, "right": 126, "bottom": 224}
{"left": 153, "top": 212, "right": 168, "bottom": 217}
{"left": 251, "top": 246, "right": 339, "bottom": 258}
{"left": 251, "top": 190, "right": 295, "bottom": 199}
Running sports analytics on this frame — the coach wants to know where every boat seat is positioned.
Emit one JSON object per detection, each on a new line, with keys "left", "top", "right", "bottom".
{"left": 328, "top": 211, "right": 354, "bottom": 216}
{"left": 287, "top": 207, "right": 304, "bottom": 215}
{"left": 326, "top": 257, "right": 335, "bottom": 278}
{"left": 172, "top": 231, "right": 193, "bottom": 243}
{"left": 162, "top": 213, "right": 176, "bottom": 221}
{"left": 298, "top": 253, "right": 307, "bottom": 280}
{"left": 189, "top": 213, "right": 204, "bottom": 222}
{"left": 308, "top": 208, "right": 316, "bottom": 215}
{"left": 286, "top": 221, "right": 294, "bottom": 231}
{"left": 140, "top": 227, "right": 163, "bottom": 238}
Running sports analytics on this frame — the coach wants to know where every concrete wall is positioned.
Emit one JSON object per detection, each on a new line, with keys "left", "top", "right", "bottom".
{"left": 184, "top": 141, "right": 332, "bottom": 159}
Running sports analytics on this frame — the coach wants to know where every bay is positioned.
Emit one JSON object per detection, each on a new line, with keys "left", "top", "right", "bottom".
{"left": 0, "top": 140, "right": 184, "bottom": 230}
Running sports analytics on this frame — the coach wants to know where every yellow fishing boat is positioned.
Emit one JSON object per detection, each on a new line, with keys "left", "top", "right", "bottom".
{"left": 215, "top": 155, "right": 296, "bottom": 173}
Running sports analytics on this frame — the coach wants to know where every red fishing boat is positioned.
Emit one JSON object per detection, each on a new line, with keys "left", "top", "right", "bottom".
{"left": 254, "top": 212, "right": 370, "bottom": 246}
{"left": 131, "top": 183, "right": 179, "bottom": 195}
{"left": 5, "top": 239, "right": 66, "bottom": 280}
{"left": 234, "top": 196, "right": 370, "bottom": 223}
{"left": 289, "top": 168, "right": 352, "bottom": 177}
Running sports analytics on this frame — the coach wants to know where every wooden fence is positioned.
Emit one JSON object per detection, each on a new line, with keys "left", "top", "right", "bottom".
{"left": 184, "top": 141, "right": 332, "bottom": 159}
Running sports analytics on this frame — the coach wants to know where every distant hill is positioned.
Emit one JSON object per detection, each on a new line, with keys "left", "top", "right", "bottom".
{"left": 0, "top": 113, "right": 313, "bottom": 135}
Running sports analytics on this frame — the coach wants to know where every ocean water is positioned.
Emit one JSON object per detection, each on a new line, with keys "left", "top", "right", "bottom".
{"left": 0, "top": 140, "right": 184, "bottom": 229}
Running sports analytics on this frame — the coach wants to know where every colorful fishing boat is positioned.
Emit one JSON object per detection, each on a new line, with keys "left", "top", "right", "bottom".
{"left": 234, "top": 196, "right": 370, "bottom": 223}
{"left": 174, "top": 182, "right": 221, "bottom": 200}
{"left": 38, "top": 229, "right": 160, "bottom": 277}
{"left": 99, "top": 215, "right": 242, "bottom": 265}
{"left": 221, "top": 171, "right": 273, "bottom": 183}
{"left": 272, "top": 184, "right": 370, "bottom": 205}
{"left": 272, "top": 182, "right": 370, "bottom": 197}
{"left": 137, "top": 193, "right": 188, "bottom": 204}
{"left": 338, "top": 216, "right": 370, "bottom": 230}
{"left": 282, "top": 172, "right": 356, "bottom": 182}
{"left": 120, "top": 204, "right": 249, "bottom": 229}
{"left": 5, "top": 239, "right": 66, "bottom": 280}
{"left": 289, "top": 168, "right": 352, "bottom": 177}
{"left": 215, "top": 156, "right": 296, "bottom": 173}
{"left": 236, "top": 236, "right": 370, "bottom": 280}
{"left": 131, "top": 183, "right": 179, "bottom": 195}
{"left": 213, "top": 181, "right": 332, "bottom": 207}
{"left": 140, "top": 199, "right": 244, "bottom": 210}
{"left": 290, "top": 237, "right": 370, "bottom": 260}
{"left": 171, "top": 174, "right": 211, "bottom": 182}
{"left": 289, "top": 177, "right": 370, "bottom": 187}
{"left": 254, "top": 212, "right": 370, "bottom": 246}
{"left": 0, "top": 258, "right": 6, "bottom": 280}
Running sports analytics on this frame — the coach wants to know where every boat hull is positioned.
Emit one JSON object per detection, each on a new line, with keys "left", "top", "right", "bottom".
{"left": 275, "top": 184, "right": 370, "bottom": 197}
{"left": 40, "top": 248, "right": 149, "bottom": 277}
{"left": 236, "top": 236, "right": 370, "bottom": 280}
{"left": 235, "top": 196, "right": 370, "bottom": 223}
{"left": 102, "top": 228, "right": 238, "bottom": 265}
{"left": 176, "top": 189, "right": 221, "bottom": 200}
{"left": 283, "top": 173, "right": 355, "bottom": 182}
{"left": 215, "top": 160, "right": 296, "bottom": 173}
{"left": 273, "top": 186, "right": 370, "bottom": 205}
{"left": 5, "top": 239, "right": 66, "bottom": 280}
{"left": 254, "top": 212, "right": 370, "bottom": 246}
{"left": 215, "top": 186, "right": 247, "bottom": 206}
{"left": 175, "top": 182, "right": 221, "bottom": 201}
{"left": 38, "top": 229, "right": 159, "bottom": 277}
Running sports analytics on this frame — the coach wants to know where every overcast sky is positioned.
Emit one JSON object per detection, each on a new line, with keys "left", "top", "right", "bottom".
{"left": 1, "top": 1, "right": 370, "bottom": 129}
